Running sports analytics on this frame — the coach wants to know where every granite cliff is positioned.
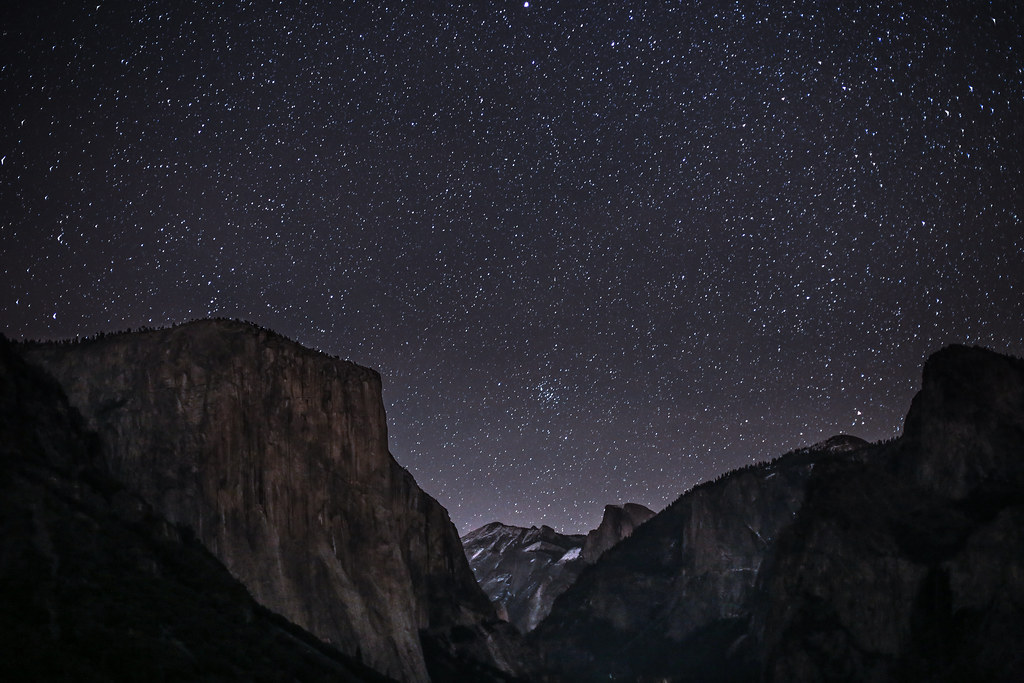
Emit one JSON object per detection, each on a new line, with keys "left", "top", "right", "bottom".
{"left": 0, "top": 334, "right": 394, "bottom": 682}
{"left": 533, "top": 345, "right": 1024, "bottom": 681}
{"left": 579, "top": 503, "right": 656, "bottom": 565}
{"left": 20, "top": 320, "right": 523, "bottom": 683}
{"left": 754, "top": 345, "right": 1024, "bottom": 681}
{"left": 463, "top": 523, "right": 586, "bottom": 633}
{"left": 532, "top": 435, "right": 867, "bottom": 680}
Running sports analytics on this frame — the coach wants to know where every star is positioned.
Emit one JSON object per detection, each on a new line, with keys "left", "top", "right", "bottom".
{"left": 2, "top": 1, "right": 1022, "bottom": 533}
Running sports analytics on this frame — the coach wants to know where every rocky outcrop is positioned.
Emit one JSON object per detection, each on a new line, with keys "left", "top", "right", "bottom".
{"left": 754, "top": 346, "right": 1024, "bottom": 682}
{"left": 534, "top": 345, "right": 1024, "bottom": 682}
{"left": 20, "top": 320, "right": 522, "bottom": 683}
{"left": 463, "top": 504, "right": 653, "bottom": 634}
{"left": 579, "top": 503, "right": 655, "bottom": 565}
{"left": 0, "top": 334, "right": 394, "bottom": 682}
{"left": 900, "top": 344, "right": 1024, "bottom": 497}
{"left": 462, "top": 523, "right": 586, "bottom": 633}
{"left": 532, "top": 436, "right": 867, "bottom": 681}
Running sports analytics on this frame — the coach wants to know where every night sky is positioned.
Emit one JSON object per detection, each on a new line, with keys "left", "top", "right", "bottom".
{"left": 3, "top": 2, "right": 1023, "bottom": 534}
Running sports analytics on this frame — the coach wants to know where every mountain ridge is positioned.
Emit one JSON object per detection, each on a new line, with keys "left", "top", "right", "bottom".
{"left": 462, "top": 502, "right": 654, "bottom": 634}
{"left": 10, "top": 323, "right": 1022, "bottom": 681}
{"left": 531, "top": 345, "right": 1024, "bottom": 681}
{"left": 531, "top": 432, "right": 869, "bottom": 679}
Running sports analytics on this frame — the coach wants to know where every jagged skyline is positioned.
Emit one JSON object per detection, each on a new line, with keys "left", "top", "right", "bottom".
{"left": 3, "top": 2, "right": 1023, "bottom": 533}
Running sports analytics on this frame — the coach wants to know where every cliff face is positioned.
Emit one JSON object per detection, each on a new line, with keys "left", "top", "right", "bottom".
{"left": 462, "top": 523, "right": 586, "bottom": 633}
{"left": 579, "top": 503, "right": 655, "bottom": 565}
{"left": 0, "top": 335, "right": 394, "bottom": 682}
{"left": 20, "top": 320, "right": 515, "bottom": 683}
{"left": 534, "top": 345, "right": 1024, "bottom": 682}
{"left": 531, "top": 435, "right": 868, "bottom": 681}
{"left": 754, "top": 346, "right": 1024, "bottom": 682}
{"left": 901, "top": 344, "right": 1024, "bottom": 497}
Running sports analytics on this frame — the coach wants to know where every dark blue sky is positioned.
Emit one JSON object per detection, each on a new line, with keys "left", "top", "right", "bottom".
{"left": 3, "top": 1, "right": 1023, "bottom": 533}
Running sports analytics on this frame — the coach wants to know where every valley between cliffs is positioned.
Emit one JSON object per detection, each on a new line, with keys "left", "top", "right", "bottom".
{"left": 10, "top": 320, "right": 1024, "bottom": 682}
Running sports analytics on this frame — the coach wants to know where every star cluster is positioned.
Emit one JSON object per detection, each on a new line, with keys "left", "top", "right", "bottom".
{"left": 3, "top": 1, "right": 1023, "bottom": 533}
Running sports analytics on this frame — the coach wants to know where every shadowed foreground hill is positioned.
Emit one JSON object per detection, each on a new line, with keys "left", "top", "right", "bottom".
{"left": 0, "top": 335, "right": 394, "bottom": 682}
{"left": 534, "top": 346, "right": 1024, "bottom": 682}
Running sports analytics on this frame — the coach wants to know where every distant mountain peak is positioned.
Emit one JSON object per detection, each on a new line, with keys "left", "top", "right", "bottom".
{"left": 580, "top": 502, "right": 655, "bottom": 564}
{"left": 463, "top": 503, "right": 654, "bottom": 633}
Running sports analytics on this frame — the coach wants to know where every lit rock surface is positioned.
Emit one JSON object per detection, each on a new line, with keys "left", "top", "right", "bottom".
{"left": 462, "top": 523, "right": 586, "bottom": 633}
{"left": 21, "top": 320, "right": 522, "bottom": 683}
{"left": 463, "top": 503, "right": 653, "bottom": 634}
